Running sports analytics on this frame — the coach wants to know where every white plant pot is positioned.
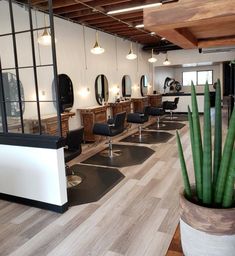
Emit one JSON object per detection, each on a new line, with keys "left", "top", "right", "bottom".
{"left": 179, "top": 192, "right": 235, "bottom": 256}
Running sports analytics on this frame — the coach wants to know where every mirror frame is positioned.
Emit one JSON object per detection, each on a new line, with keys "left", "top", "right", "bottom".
{"left": 95, "top": 74, "right": 109, "bottom": 105}
{"left": 122, "top": 75, "right": 132, "bottom": 97}
{"left": 140, "top": 75, "right": 148, "bottom": 96}
{"left": 53, "top": 73, "right": 74, "bottom": 113}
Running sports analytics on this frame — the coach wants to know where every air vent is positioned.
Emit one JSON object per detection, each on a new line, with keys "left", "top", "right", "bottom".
{"left": 200, "top": 46, "right": 235, "bottom": 54}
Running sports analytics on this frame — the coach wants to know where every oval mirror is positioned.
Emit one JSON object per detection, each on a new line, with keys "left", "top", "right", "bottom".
{"left": 122, "top": 75, "right": 132, "bottom": 97}
{"left": 53, "top": 74, "right": 74, "bottom": 113}
{"left": 2, "top": 72, "right": 25, "bottom": 117}
{"left": 95, "top": 74, "right": 109, "bottom": 105}
{"left": 140, "top": 75, "right": 148, "bottom": 96}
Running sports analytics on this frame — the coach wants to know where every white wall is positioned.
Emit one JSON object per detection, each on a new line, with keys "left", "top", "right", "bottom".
{"left": 0, "top": 1, "right": 152, "bottom": 129}
{"left": 154, "top": 66, "right": 175, "bottom": 93}
{"left": 153, "top": 48, "right": 235, "bottom": 94}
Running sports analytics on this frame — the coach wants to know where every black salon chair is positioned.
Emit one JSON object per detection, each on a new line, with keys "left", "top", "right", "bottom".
{"left": 64, "top": 127, "right": 84, "bottom": 188}
{"left": 93, "top": 111, "right": 126, "bottom": 157}
{"left": 127, "top": 106, "right": 150, "bottom": 139}
{"left": 162, "top": 97, "right": 179, "bottom": 120}
{"left": 149, "top": 106, "right": 165, "bottom": 128}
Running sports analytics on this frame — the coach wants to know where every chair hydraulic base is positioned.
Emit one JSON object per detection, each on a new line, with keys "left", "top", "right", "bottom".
{"left": 67, "top": 175, "right": 82, "bottom": 188}
{"left": 66, "top": 166, "right": 83, "bottom": 188}
{"left": 100, "top": 138, "right": 122, "bottom": 158}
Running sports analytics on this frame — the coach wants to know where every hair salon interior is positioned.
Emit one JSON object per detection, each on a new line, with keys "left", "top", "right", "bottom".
{"left": 0, "top": 0, "right": 235, "bottom": 255}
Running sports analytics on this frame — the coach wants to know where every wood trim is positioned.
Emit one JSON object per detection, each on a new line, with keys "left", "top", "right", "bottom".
{"left": 198, "top": 36, "right": 235, "bottom": 48}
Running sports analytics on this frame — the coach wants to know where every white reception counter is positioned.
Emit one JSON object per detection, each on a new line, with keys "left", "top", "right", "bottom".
{"left": 162, "top": 93, "right": 204, "bottom": 113}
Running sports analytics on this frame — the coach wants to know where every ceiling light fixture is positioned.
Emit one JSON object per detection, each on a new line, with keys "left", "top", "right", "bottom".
{"left": 38, "top": 14, "right": 52, "bottom": 46}
{"left": 148, "top": 49, "right": 157, "bottom": 63}
{"left": 90, "top": 31, "right": 105, "bottom": 55}
{"left": 135, "top": 24, "right": 144, "bottom": 28}
{"left": 126, "top": 42, "right": 137, "bottom": 60}
{"left": 150, "top": 32, "right": 156, "bottom": 36}
{"left": 107, "top": 2, "right": 162, "bottom": 15}
{"left": 163, "top": 52, "right": 171, "bottom": 65}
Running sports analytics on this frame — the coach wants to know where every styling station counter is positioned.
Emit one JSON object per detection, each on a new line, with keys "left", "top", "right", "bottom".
{"left": 162, "top": 93, "right": 204, "bottom": 113}
{"left": 24, "top": 112, "right": 75, "bottom": 137}
{"left": 131, "top": 97, "right": 148, "bottom": 112}
{"left": 109, "top": 100, "right": 131, "bottom": 117}
{"left": 148, "top": 94, "right": 162, "bottom": 107}
{"left": 79, "top": 105, "right": 108, "bottom": 142}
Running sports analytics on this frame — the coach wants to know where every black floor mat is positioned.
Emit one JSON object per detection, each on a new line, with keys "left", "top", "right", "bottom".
{"left": 147, "top": 121, "right": 185, "bottom": 131}
{"left": 67, "top": 164, "right": 124, "bottom": 206}
{"left": 120, "top": 131, "right": 173, "bottom": 144}
{"left": 82, "top": 144, "right": 155, "bottom": 167}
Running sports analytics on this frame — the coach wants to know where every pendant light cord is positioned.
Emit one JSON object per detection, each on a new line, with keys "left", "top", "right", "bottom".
{"left": 83, "top": 25, "right": 88, "bottom": 70}
{"left": 34, "top": 9, "right": 42, "bottom": 65}
{"left": 115, "top": 36, "right": 118, "bottom": 72}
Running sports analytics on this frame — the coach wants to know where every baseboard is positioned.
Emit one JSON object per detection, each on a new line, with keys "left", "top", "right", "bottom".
{"left": 0, "top": 193, "right": 68, "bottom": 213}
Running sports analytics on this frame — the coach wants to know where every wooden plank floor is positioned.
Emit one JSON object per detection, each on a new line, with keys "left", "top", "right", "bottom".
{"left": 166, "top": 226, "right": 183, "bottom": 256}
{"left": 0, "top": 117, "right": 192, "bottom": 256}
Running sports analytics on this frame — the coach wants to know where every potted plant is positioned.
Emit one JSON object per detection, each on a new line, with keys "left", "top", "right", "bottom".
{"left": 176, "top": 80, "right": 235, "bottom": 256}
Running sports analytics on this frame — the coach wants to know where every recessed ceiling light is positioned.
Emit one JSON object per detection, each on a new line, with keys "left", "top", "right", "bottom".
{"left": 150, "top": 32, "right": 156, "bottom": 35}
{"left": 161, "top": 37, "right": 166, "bottom": 40}
{"left": 107, "top": 3, "right": 162, "bottom": 15}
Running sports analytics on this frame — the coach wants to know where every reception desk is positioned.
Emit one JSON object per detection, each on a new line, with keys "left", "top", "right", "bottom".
{"left": 162, "top": 93, "right": 204, "bottom": 113}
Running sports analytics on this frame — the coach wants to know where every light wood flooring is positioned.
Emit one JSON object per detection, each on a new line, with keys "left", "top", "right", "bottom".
{"left": 0, "top": 117, "right": 193, "bottom": 256}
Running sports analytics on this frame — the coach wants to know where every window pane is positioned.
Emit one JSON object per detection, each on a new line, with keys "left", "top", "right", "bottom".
{"left": 183, "top": 71, "right": 197, "bottom": 86}
{"left": 198, "top": 71, "right": 213, "bottom": 85}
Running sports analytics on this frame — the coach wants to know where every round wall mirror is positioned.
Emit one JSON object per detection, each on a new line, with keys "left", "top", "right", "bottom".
{"left": 2, "top": 72, "right": 25, "bottom": 117}
{"left": 53, "top": 74, "right": 74, "bottom": 113}
{"left": 95, "top": 74, "right": 109, "bottom": 105}
{"left": 140, "top": 75, "right": 148, "bottom": 96}
{"left": 122, "top": 75, "right": 132, "bottom": 97}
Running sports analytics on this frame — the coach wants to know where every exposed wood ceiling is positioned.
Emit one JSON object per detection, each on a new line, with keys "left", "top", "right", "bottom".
{"left": 19, "top": 0, "right": 181, "bottom": 52}
{"left": 144, "top": 0, "right": 235, "bottom": 50}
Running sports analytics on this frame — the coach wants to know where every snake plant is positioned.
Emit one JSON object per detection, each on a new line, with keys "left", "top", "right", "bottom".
{"left": 177, "top": 79, "right": 235, "bottom": 208}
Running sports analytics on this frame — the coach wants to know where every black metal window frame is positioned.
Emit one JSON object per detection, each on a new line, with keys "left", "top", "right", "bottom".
{"left": 182, "top": 70, "right": 214, "bottom": 86}
{"left": 0, "top": 0, "right": 62, "bottom": 139}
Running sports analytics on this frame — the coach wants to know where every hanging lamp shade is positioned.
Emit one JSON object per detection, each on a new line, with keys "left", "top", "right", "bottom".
{"left": 91, "top": 31, "right": 105, "bottom": 54}
{"left": 38, "top": 28, "right": 51, "bottom": 46}
{"left": 148, "top": 49, "right": 157, "bottom": 63}
{"left": 38, "top": 15, "right": 55, "bottom": 46}
{"left": 163, "top": 52, "right": 171, "bottom": 65}
{"left": 126, "top": 42, "right": 137, "bottom": 60}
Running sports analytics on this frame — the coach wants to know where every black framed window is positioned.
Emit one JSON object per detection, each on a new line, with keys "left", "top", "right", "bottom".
{"left": 182, "top": 70, "right": 213, "bottom": 86}
{"left": 0, "top": 0, "right": 61, "bottom": 137}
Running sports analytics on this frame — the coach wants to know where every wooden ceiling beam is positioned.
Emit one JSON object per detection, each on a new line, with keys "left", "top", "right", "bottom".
{"left": 74, "top": 10, "right": 142, "bottom": 21}
{"left": 54, "top": 4, "right": 88, "bottom": 15}
{"left": 104, "top": 0, "right": 161, "bottom": 13}
{"left": 144, "top": 0, "right": 235, "bottom": 31}
{"left": 144, "top": 0, "right": 235, "bottom": 49}
{"left": 75, "top": 0, "right": 132, "bottom": 8}
{"left": 198, "top": 36, "right": 235, "bottom": 48}
{"left": 155, "top": 28, "right": 197, "bottom": 49}
{"left": 37, "top": 0, "right": 91, "bottom": 10}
